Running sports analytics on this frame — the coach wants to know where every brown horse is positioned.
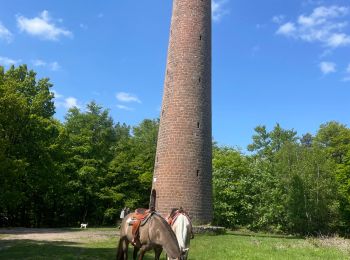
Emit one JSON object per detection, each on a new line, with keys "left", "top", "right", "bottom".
{"left": 116, "top": 211, "right": 182, "bottom": 260}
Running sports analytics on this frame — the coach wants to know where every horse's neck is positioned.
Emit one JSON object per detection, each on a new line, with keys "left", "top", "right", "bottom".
{"left": 172, "top": 214, "right": 191, "bottom": 250}
{"left": 174, "top": 214, "right": 191, "bottom": 229}
{"left": 150, "top": 215, "right": 180, "bottom": 258}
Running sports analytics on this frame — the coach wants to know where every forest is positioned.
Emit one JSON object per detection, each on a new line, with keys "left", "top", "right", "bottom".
{"left": 1, "top": 65, "right": 350, "bottom": 236}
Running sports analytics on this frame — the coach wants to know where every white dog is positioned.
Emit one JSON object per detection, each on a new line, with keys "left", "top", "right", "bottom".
{"left": 80, "top": 223, "right": 88, "bottom": 229}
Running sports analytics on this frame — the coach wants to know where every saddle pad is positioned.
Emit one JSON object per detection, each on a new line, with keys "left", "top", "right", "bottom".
{"left": 127, "top": 211, "right": 154, "bottom": 226}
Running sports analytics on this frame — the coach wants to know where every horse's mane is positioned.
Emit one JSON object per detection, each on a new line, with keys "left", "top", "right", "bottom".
{"left": 152, "top": 212, "right": 179, "bottom": 245}
{"left": 170, "top": 208, "right": 179, "bottom": 218}
{"left": 154, "top": 212, "right": 174, "bottom": 231}
{"left": 170, "top": 207, "right": 190, "bottom": 219}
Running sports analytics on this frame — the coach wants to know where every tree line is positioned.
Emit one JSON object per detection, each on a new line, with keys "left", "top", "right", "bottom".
{"left": 213, "top": 122, "right": 350, "bottom": 235}
{"left": 1, "top": 65, "right": 350, "bottom": 236}
{"left": 0, "top": 65, "right": 157, "bottom": 227}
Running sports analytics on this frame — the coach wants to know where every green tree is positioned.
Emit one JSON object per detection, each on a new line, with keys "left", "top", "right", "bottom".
{"left": 101, "top": 123, "right": 134, "bottom": 223}
{"left": 248, "top": 123, "right": 297, "bottom": 159}
{"left": 130, "top": 119, "right": 159, "bottom": 202}
{"left": 212, "top": 145, "right": 251, "bottom": 228}
{"left": 276, "top": 143, "right": 339, "bottom": 234}
{"left": 314, "top": 121, "right": 350, "bottom": 233}
{"left": 64, "top": 102, "right": 117, "bottom": 224}
{"left": 0, "top": 65, "right": 59, "bottom": 227}
{"left": 107, "top": 119, "right": 159, "bottom": 214}
{"left": 314, "top": 121, "right": 350, "bottom": 164}
{"left": 246, "top": 124, "right": 297, "bottom": 231}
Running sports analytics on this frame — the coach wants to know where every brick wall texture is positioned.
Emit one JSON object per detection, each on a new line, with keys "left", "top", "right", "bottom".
{"left": 152, "top": 0, "right": 212, "bottom": 224}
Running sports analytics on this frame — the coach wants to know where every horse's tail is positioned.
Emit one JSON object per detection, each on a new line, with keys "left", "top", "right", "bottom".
{"left": 116, "top": 237, "right": 124, "bottom": 260}
{"left": 149, "top": 189, "right": 156, "bottom": 211}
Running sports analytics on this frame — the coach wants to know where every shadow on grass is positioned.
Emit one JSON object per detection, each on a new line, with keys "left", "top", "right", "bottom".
{"left": 225, "top": 231, "right": 303, "bottom": 240}
{"left": 0, "top": 228, "right": 86, "bottom": 235}
{"left": 0, "top": 239, "right": 159, "bottom": 260}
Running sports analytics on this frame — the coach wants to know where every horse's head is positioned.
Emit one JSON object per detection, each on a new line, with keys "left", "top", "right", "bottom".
{"left": 181, "top": 248, "right": 189, "bottom": 259}
{"left": 149, "top": 213, "right": 182, "bottom": 259}
{"left": 168, "top": 250, "right": 188, "bottom": 260}
{"left": 167, "top": 211, "right": 192, "bottom": 260}
{"left": 166, "top": 247, "right": 189, "bottom": 260}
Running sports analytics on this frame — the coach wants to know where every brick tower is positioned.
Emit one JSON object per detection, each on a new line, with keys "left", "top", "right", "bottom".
{"left": 152, "top": 0, "right": 212, "bottom": 224}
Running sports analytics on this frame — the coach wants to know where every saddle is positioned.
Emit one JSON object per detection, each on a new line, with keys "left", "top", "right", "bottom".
{"left": 167, "top": 207, "right": 187, "bottom": 226}
{"left": 128, "top": 208, "right": 154, "bottom": 247}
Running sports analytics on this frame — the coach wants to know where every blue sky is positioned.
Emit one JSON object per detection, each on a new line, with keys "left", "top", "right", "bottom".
{"left": 1, "top": 0, "right": 350, "bottom": 151}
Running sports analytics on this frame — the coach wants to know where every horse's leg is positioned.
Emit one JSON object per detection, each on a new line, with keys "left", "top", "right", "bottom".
{"left": 116, "top": 237, "right": 127, "bottom": 260}
{"left": 133, "top": 246, "right": 140, "bottom": 260}
{"left": 138, "top": 248, "right": 146, "bottom": 260}
{"left": 154, "top": 246, "right": 162, "bottom": 260}
{"left": 185, "top": 250, "right": 189, "bottom": 260}
{"left": 123, "top": 239, "right": 129, "bottom": 260}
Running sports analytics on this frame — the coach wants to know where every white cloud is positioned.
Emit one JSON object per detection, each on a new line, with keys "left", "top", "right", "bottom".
{"left": 50, "top": 61, "right": 60, "bottom": 71}
{"left": 212, "top": 0, "right": 229, "bottom": 22}
{"left": 17, "top": 10, "right": 72, "bottom": 41}
{"left": 0, "top": 56, "right": 21, "bottom": 66}
{"left": 251, "top": 45, "right": 261, "bottom": 56}
{"left": 0, "top": 22, "right": 13, "bottom": 43}
{"left": 327, "top": 33, "right": 350, "bottom": 48}
{"left": 275, "top": 5, "right": 350, "bottom": 48}
{"left": 272, "top": 15, "right": 285, "bottom": 24}
{"left": 319, "top": 61, "right": 336, "bottom": 74}
{"left": 79, "top": 23, "right": 88, "bottom": 30}
{"left": 116, "top": 92, "right": 141, "bottom": 103}
{"left": 56, "top": 97, "right": 79, "bottom": 109}
{"left": 256, "top": 24, "right": 266, "bottom": 30}
{"left": 276, "top": 22, "right": 297, "bottom": 36}
{"left": 32, "top": 59, "right": 46, "bottom": 67}
{"left": 52, "top": 90, "right": 63, "bottom": 99}
{"left": 115, "top": 91, "right": 140, "bottom": 111}
{"left": 302, "top": 0, "right": 325, "bottom": 6}
{"left": 32, "top": 59, "right": 61, "bottom": 71}
{"left": 64, "top": 97, "right": 79, "bottom": 109}
{"left": 343, "top": 64, "right": 350, "bottom": 81}
{"left": 319, "top": 48, "right": 333, "bottom": 58}
{"left": 53, "top": 91, "right": 80, "bottom": 109}
{"left": 117, "top": 104, "right": 134, "bottom": 111}
{"left": 311, "top": 5, "right": 348, "bottom": 19}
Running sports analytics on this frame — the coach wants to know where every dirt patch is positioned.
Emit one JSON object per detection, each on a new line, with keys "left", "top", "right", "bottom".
{"left": 0, "top": 228, "right": 119, "bottom": 243}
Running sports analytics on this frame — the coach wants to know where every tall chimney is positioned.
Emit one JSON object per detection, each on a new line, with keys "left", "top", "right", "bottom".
{"left": 152, "top": 0, "right": 212, "bottom": 224}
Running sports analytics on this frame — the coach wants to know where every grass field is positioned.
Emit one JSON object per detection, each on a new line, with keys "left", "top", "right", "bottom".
{"left": 0, "top": 228, "right": 349, "bottom": 259}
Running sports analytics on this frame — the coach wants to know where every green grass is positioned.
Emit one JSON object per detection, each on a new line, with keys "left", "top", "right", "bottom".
{"left": 0, "top": 228, "right": 349, "bottom": 259}
{"left": 189, "top": 232, "right": 349, "bottom": 259}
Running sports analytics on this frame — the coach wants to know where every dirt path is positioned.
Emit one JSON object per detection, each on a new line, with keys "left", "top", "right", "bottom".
{"left": 0, "top": 228, "right": 119, "bottom": 243}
